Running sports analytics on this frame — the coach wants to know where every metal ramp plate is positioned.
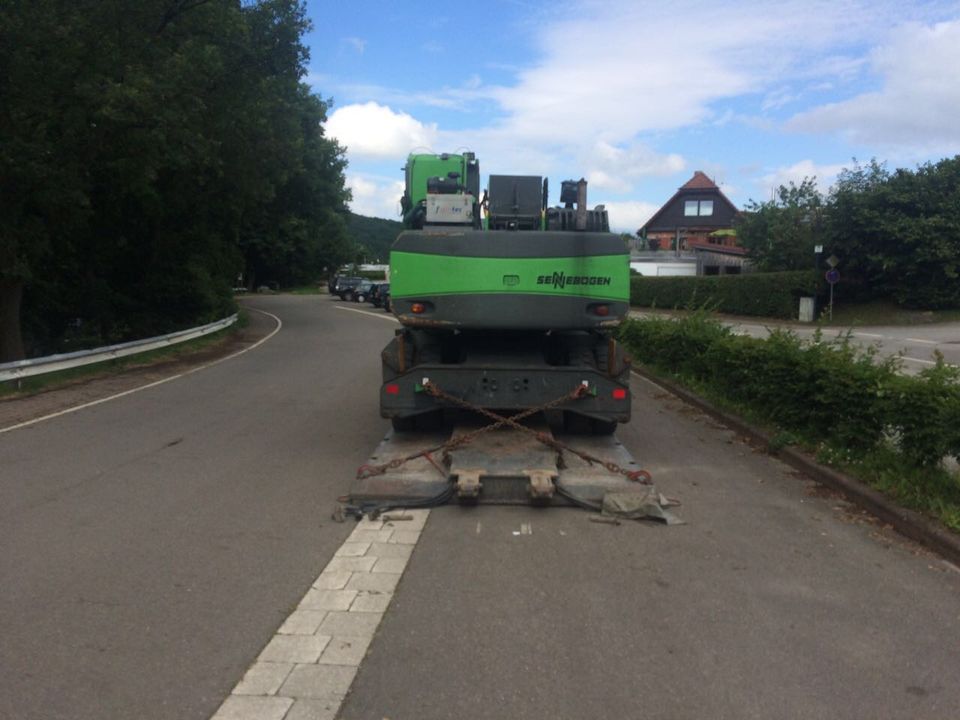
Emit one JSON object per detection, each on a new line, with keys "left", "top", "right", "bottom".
{"left": 348, "top": 421, "right": 655, "bottom": 507}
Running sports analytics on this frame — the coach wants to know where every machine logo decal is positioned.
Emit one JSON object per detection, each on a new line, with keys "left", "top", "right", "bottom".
{"left": 536, "top": 272, "right": 612, "bottom": 289}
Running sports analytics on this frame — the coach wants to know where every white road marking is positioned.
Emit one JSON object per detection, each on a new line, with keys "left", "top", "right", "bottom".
{"left": 335, "top": 305, "right": 399, "bottom": 323}
{"left": 901, "top": 357, "right": 937, "bottom": 366}
{"left": 905, "top": 338, "right": 938, "bottom": 345}
{"left": 0, "top": 308, "right": 282, "bottom": 435}
{"left": 512, "top": 523, "right": 533, "bottom": 536}
{"left": 855, "top": 332, "right": 885, "bottom": 339}
{"left": 476, "top": 521, "right": 482, "bottom": 535}
{"left": 210, "top": 510, "right": 429, "bottom": 720}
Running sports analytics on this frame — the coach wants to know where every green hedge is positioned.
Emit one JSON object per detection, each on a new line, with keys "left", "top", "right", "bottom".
{"left": 630, "top": 271, "right": 817, "bottom": 318}
{"left": 618, "top": 314, "right": 960, "bottom": 529}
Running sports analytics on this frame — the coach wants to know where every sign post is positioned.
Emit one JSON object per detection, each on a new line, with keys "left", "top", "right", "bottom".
{"left": 825, "top": 268, "right": 840, "bottom": 321}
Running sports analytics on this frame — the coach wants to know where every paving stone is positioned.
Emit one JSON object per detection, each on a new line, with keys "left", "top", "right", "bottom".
{"left": 372, "top": 556, "right": 408, "bottom": 574}
{"left": 353, "top": 517, "right": 385, "bottom": 530}
{"left": 387, "top": 529, "right": 421, "bottom": 545}
{"left": 283, "top": 698, "right": 341, "bottom": 720}
{"left": 318, "top": 610, "right": 383, "bottom": 638}
{"left": 366, "top": 542, "right": 413, "bottom": 559}
{"left": 347, "top": 527, "right": 395, "bottom": 544}
{"left": 349, "top": 590, "right": 392, "bottom": 613}
{"left": 233, "top": 662, "right": 293, "bottom": 696}
{"left": 312, "top": 569, "right": 352, "bottom": 590}
{"left": 211, "top": 695, "right": 292, "bottom": 720}
{"left": 279, "top": 664, "right": 358, "bottom": 700}
{"left": 258, "top": 634, "right": 331, "bottom": 663}
{"left": 278, "top": 610, "right": 327, "bottom": 635}
{"left": 334, "top": 542, "right": 370, "bottom": 558}
{"left": 317, "top": 635, "right": 373, "bottom": 666}
{"left": 323, "top": 556, "right": 377, "bottom": 573}
{"left": 298, "top": 588, "right": 357, "bottom": 612}
{"left": 346, "top": 571, "right": 401, "bottom": 593}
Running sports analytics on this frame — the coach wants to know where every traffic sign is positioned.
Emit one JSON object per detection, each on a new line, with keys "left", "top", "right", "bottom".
{"left": 826, "top": 254, "right": 840, "bottom": 268}
{"left": 825, "top": 269, "right": 840, "bottom": 285}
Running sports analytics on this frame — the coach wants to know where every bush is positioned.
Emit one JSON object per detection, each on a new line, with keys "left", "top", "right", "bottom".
{"left": 630, "top": 271, "right": 817, "bottom": 318}
{"left": 618, "top": 314, "right": 960, "bottom": 528}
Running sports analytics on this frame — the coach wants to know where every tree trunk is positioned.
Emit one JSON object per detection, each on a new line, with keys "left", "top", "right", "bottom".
{"left": 0, "top": 278, "right": 26, "bottom": 362}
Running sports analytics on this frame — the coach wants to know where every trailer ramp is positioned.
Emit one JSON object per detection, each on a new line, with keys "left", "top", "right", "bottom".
{"left": 344, "top": 421, "right": 680, "bottom": 523}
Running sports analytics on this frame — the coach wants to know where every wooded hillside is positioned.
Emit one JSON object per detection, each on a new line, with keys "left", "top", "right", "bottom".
{"left": 0, "top": 0, "right": 353, "bottom": 360}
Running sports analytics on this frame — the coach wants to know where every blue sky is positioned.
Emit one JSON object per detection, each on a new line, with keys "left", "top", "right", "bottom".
{"left": 305, "top": 0, "right": 960, "bottom": 233}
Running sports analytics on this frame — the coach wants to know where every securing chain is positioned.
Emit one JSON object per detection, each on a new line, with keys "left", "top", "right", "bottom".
{"left": 356, "top": 381, "right": 652, "bottom": 485}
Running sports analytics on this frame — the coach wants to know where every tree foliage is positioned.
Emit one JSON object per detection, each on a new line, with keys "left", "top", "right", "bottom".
{"left": 0, "top": 0, "right": 351, "bottom": 360}
{"left": 736, "top": 157, "right": 960, "bottom": 310}
{"left": 826, "top": 158, "right": 960, "bottom": 308}
{"left": 736, "top": 178, "right": 823, "bottom": 272}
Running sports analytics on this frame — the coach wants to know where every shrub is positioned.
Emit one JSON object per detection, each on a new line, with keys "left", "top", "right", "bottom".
{"left": 630, "top": 271, "right": 817, "bottom": 318}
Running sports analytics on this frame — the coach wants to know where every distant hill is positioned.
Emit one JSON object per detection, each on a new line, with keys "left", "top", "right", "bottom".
{"left": 347, "top": 212, "right": 403, "bottom": 263}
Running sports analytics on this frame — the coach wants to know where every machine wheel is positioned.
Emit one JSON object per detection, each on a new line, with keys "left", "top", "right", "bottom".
{"left": 391, "top": 416, "right": 416, "bottom": 432}
{"left": 591, "top": 419, "right": 617, "bottom": 435}
{"left": 564, "top": 412, "right": 593, "bottom": 435}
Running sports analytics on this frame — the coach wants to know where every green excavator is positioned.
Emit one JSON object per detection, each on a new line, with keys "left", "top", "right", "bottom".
{"left": 381, "top": 151, "right": 633, "bottom": 435}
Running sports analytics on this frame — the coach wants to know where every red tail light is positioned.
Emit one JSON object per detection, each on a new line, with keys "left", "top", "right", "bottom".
{"left": 612, "top": 388, "right": 627, "bottom": 400}
{"left": 385, "top": 383, "right": 400, "bottom": 395}
{"left": 411, "top": 303, "right": 425, "bottom": 314}
{"left": 594, "top": 305, "right": 610, "bottom": 316}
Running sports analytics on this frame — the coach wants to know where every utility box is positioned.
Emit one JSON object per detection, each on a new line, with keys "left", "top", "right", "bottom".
{"left": 426, "top": 194, "right": 474, "bottom": 225}
{"left": 798, "top": 296, "right": 816, "bottom": 322}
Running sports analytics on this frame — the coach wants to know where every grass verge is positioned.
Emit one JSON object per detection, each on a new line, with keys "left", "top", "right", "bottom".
{"left": 0, "top": 309, "right": 248, "bottom": 400}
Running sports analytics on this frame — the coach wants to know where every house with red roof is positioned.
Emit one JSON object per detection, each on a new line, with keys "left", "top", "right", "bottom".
{"left": 637, "top": 171, "right": 748, "bottom": 274}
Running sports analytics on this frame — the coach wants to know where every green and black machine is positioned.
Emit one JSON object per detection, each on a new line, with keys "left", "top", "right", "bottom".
{"left": 381, "top": 151, "right": 632, "bottom": 435}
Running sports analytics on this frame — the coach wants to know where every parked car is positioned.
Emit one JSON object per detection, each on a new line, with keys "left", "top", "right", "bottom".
{"left": 381, "top": 286, "right": 392, "bottom": 312}
{"left": 349, "top": 280, "right": 375, "bottom": 302}
{"left": 370, "top": 283, "right": 390, "bottom": 307}
{"left": 329, "top": 275, "right": 363, "bottom": 299}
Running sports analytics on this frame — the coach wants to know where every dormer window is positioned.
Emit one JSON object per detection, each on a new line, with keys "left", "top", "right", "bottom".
{"left": 684, "top": 200, "right": 714, "bottom": 217}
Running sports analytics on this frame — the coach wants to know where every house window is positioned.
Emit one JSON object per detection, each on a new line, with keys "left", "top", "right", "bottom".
{"left": 684, "top": 200, "right": 714, "bottom": 217}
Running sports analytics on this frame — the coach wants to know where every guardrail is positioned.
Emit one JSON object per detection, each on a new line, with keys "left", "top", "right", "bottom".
{"left": 0, "top": 314, "right": 238, "bottom": 383}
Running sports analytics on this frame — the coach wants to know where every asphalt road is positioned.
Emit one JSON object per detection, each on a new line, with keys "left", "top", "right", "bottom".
{"left": 2, "top": 295, "right": 959, "bottom": 720}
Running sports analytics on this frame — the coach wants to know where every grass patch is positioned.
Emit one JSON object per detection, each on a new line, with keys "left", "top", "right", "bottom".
{"left": 0, "top": 313, "right": 245, "bottom": 400}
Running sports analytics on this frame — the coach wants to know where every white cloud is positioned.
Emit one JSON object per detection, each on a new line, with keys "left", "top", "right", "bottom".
{"left": 598, "top": 200, "right": 661, "bottom": 234}
{"left": 788, "top": 21, "right": 960, "bottom": 154}
{"left": 326, "top": 102, "right": 438, "bottom": 159}
{"left": 342, "top": 37, "right": 366, "bottom": 55}
{"left": 758, "top": 160, "right": 847, "bottom": 196}
{"left": 582, "top": 142, "right": 686, "bottom": 192}
{"left": 346, "top": 174, "right": 405, "bottom": 220}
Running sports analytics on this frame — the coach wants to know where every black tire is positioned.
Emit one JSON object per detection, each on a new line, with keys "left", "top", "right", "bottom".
{"left": 391, "top": 416, "right": 416, "bottom": 432}
{"left": 344, "top": 290, "right": 354, "bottom": 302}
{"left": 356, "top": 293, "right": 366, "bottom": 303}
{"left": 591, "top": 419, "right": 617, "bottom": 435}
{"left": 564, "top": 412, "right": 593, "bottom": 435}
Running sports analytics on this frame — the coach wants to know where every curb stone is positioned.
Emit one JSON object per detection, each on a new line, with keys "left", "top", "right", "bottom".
{"left": 632, "top": 366, "right": 960, "bottom": 567}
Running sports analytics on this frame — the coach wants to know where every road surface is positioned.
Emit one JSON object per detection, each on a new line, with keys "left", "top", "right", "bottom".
{"left": 1, "top": 295, "right": 958, "bottom": 719}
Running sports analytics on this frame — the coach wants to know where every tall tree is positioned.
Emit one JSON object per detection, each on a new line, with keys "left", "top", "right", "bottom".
{"left": 736, "top": 178, "right": 824, "bottom": 272}
{"left": 826, "top": 158, "right": 960, "bottom": 308}
{"left": 0, "top": 0, "right": 351, "bottom": 360}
